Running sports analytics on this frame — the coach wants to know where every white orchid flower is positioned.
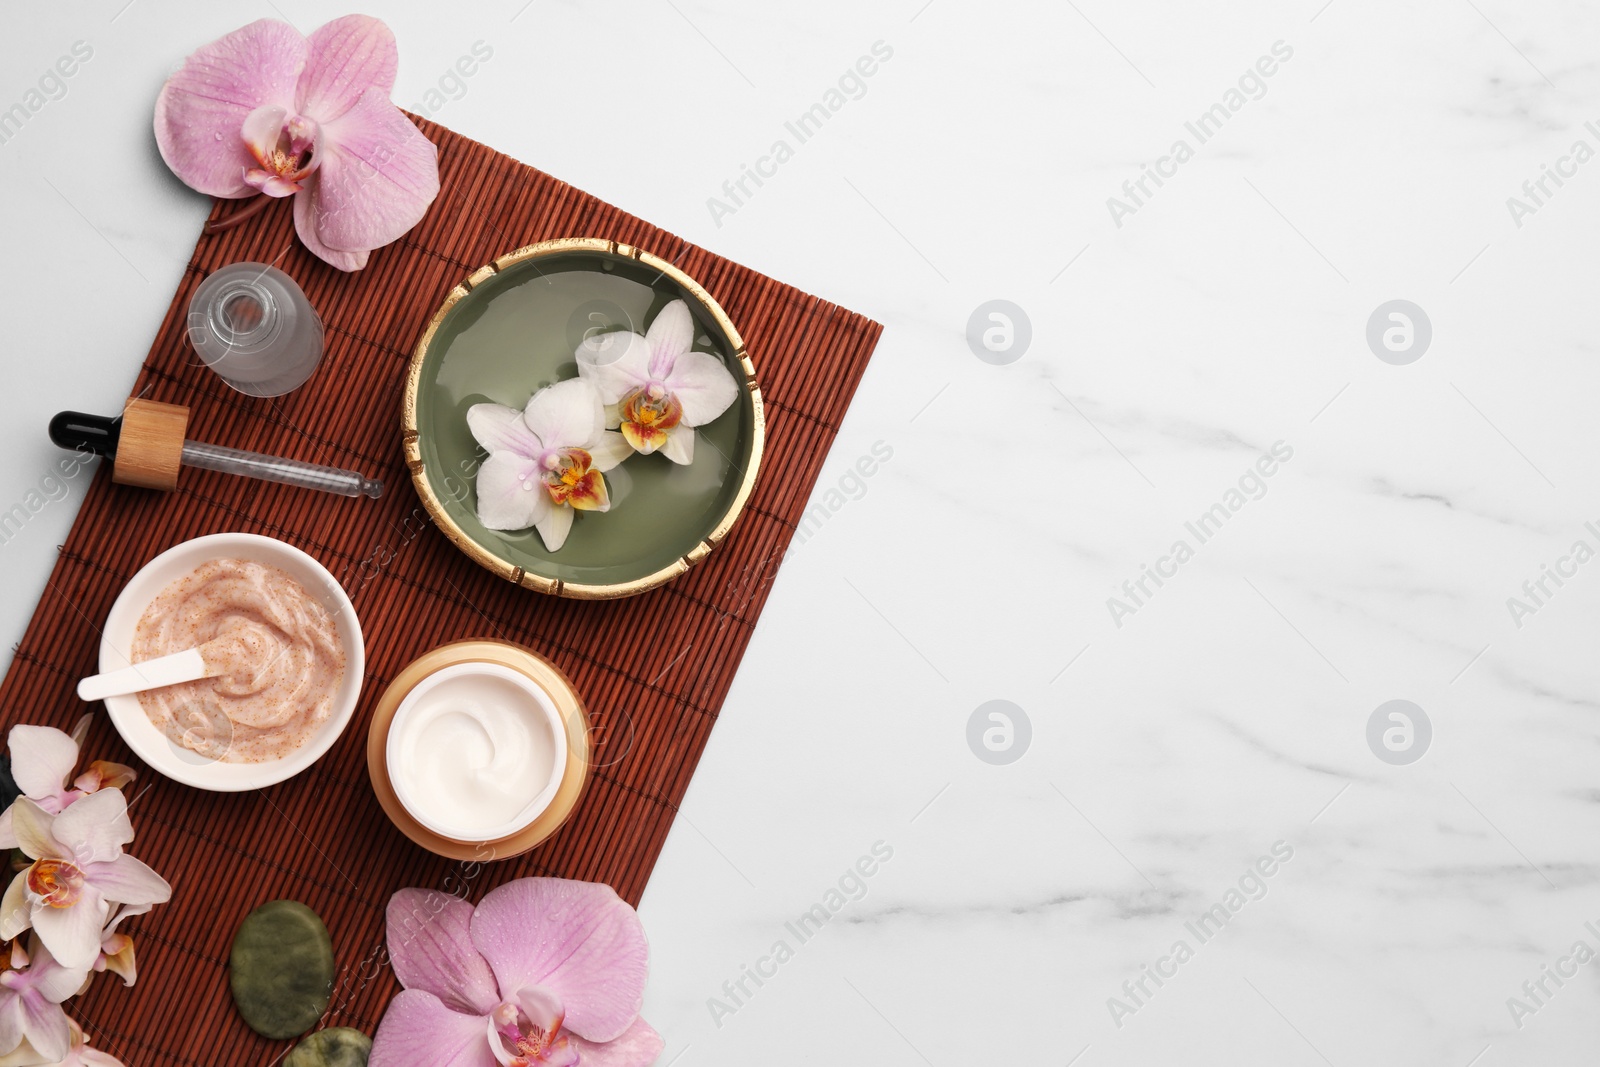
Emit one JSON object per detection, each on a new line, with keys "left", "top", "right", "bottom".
{"left": 466, "top": 379, "right": 632, "bottom": 552}
{"left": 0, "top": 792, "right": 171, "bottom": 971}
{"left": 575, "top": 300, "right": 739, "bottom": 465}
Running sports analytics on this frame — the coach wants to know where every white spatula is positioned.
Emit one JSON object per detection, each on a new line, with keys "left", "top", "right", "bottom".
{"left": 78, "top": 641, "right": 227, "bottom": 702}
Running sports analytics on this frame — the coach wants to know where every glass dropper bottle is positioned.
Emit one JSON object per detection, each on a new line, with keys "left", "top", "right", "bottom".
{"left": 50, "top": 400, "right": 382, "bottom": 499}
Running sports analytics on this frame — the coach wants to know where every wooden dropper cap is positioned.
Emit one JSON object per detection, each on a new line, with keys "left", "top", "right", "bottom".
{"left": 112, "top": 399, "right": 190, "bottom": 491}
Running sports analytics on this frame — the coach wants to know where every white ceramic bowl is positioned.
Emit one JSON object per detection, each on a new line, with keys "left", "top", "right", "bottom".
{"left": 385, "top": 662, "right": 568, "bottom": 842}
{"left": 97, "top": 532, "right": 364, "bottom": 790}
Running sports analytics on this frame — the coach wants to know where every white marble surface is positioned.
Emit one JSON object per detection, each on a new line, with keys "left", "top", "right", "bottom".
{"left": 5, "top": 0, "right": 1600, "bottom": 1063}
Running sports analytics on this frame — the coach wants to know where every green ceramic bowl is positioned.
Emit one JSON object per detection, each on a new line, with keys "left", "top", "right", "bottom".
{"left": 403, "top": 238, "right": 764, "bottom": 599}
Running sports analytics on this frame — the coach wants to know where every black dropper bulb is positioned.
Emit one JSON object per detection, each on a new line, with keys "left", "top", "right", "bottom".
{"left": 49, "top": 411, "right": 122, "bottom": 458}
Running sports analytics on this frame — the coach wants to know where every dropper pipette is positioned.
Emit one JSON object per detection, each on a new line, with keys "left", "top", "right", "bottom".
{"left": 50, "top": 401, "right": 383, "bottom": 500}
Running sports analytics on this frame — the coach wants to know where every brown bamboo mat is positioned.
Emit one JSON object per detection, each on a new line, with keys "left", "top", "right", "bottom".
{"left": 0, "top": 114, "right": 880, "bottom": 1065}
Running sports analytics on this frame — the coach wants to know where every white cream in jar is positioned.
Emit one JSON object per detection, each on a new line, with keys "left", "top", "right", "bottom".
{"left": 387, "top": 663, "right": 567, "bottom": 841}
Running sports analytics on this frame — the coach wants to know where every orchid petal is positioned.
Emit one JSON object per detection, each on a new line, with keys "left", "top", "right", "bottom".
{"left": 27, "top": 940, "right": 88, "bottom": 1004}
{"left": 82, "top": 856, "right": 170, "bottom": 908}
{"left": 8, "top": 726, "right": 79, "bottom": 802}
{"left": 308, "top": 93, "right": 438, "bottom": 253}
{"left": 0, "top": 996, "right": 23, "bottom": 1060}
{"left": 64, "top": 1022, "right": 123, "bottom": 1067}
{"left": 385, "top": 890, "right": 499, "bottom": 1016}
{"left": 644, "top": 301, "right": 694, "bottom": 380}
{"left": 485, "top": 1013, "right": 515, "bottom": 1067}
{"left": 0, "top": 809, "right": 14, "bottom": 852}
{"left": 73, "top": 762, "right": 136, "bottom": 795}
{"left": 79, "top": 1045, "right": 128, "bottom": 1067}
{"left": 563, "top": 472, "right": 609, "bottom": 513}
{"left": 533, "top": 504, "right": 574, "bottom": 554}
{"left": 98, "top": 935, "right": 137, "bottom": 988}
{"left": 153, "top": 19, "right": 307, "bottom": 198}
{"left": 244, "top": 170, "right": 304, "bottom": 198}
{"left": 369, "top": 989, "right": 498, "bottom": 1067}
{"left": 543, "top": 1044, "right": 581, "bottom": 1067}
{"left": 619, "top": 421, "right": 666, "bottom": 456}
{"left": 296, "top": 15, "right": 398, "bottom": 123}
{"left": 288, "top": 181, "right": 366, "bottom": 271}
{"left": 101, "top": 902, "right": 152, "bottom": 940}
{"left": 475, "top": 453, "right": 551, "bottom": 533}
{"left": 293, "top": 183, "right": 369, "bottom": 272}
{"left": 240, "top": 105, "right": 290, "bottom": 167}
{"left": 659, "top": 426, "right": 695, "bottom": 466}
{"left": 566, "top": 1017, "right": 665, "bottom": 1067}
{"left": 98, "top": 905, "right": 146, "bottom": 986}
{"left": 514, "top": 984, "right": 565, "bottom": 1036}
{"left": 575, "top": 332, "right": 651, "bottom": 406}
{"left": 15, "top": 997, "right": 68, "bottom": 1064}
{"left": 0, "top": 875, "right": 28, "bottom": 942}
{"left": 67, "top": 717, "right": 92, "bottom": 750}
{"left": 666, "top": 351, "right": 740, "bottom": 428}
{"left": 470, "top": 879, "right": 649, "bottom": 1043}
{"left": 587, "top": 432, "right": 632, "bottom": 473}
{"left": 523, "top": 381, "right": 604, "bottom": 451}
{"left": 30, "top": 891, "right": 107, "bottom": 971}
{"left": 0, "top": 1039, "right": 51, "bottom": 1067}
{"left": 9, "top": 801, "right": 63, "bottom": 863}
{"left": 50, "top": 790, "right": 132, "bottom": 864}
{"left": 466, "top": 404, "right": 543, "bottom": 459}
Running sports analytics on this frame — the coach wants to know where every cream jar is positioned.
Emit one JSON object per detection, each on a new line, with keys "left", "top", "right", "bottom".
{"left": 367, "top": 640, "right": 590, "bottom": 860}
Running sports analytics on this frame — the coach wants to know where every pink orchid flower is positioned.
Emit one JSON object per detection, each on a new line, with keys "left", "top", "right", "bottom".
{"left": 0, "top": 792, "right": 171, "bottom": 971}
{"left": 467, "top": 379, "right": 632, "bottom": 551}
{"left": 575, "top": 300, "right": 739, "bottom": 465}
{"left": 371, "top": 880, "right": 662, "bottom": 1067}
{"left": 154, "top": 15, "right": 440, "bottom": 271}
{"left": 0, "top": 720, "right": 135, "bottom": 851}
{"left": 0, "top": 936, "right": 88, "bottom": 1065}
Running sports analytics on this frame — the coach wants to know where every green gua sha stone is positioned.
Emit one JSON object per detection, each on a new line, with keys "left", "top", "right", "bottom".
{"left": 284, "top": 1027, "right": 372, "bottom": 1067}
{"left": 229, "top": 900, "right": 335, "bottom": 1040}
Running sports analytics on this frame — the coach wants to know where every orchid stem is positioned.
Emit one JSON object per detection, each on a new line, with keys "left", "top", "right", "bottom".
{"left": 203, "top": 195, "right": 274, "bottom": 235}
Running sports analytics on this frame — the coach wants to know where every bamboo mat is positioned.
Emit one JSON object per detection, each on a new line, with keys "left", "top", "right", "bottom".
{"left": 0, "top": 115, "right": 881, "bottom": 1064}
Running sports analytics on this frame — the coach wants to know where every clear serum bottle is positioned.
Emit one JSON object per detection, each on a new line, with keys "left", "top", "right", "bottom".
{"left": 187, "top": 263, "right": 325, "bottom": 397}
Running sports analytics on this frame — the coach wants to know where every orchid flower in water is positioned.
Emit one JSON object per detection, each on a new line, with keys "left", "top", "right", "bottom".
{"left": 0, "top": 936, "right": 88, "bottom": 1065}
{"left": 467, "top": 380, "right": 631, "bottom": 552}
{"left": 576, "top": 300, "right": 739, "bottom": 465}
{"left": 0, "top": 792, "right": 171, "bottom": 971}
{"left": 154, "top": 15, "right": 440, "bottom": 271}
{"left": 0, "top": 721, "right": 134, "bottom": 852}
{"left": 370, "top": 879, "right": 661, "bottom": 1067}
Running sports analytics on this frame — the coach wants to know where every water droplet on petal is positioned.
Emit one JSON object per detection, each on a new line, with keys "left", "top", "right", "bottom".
{"left": 214, "top": 131, "right": 222, "bottom": 141}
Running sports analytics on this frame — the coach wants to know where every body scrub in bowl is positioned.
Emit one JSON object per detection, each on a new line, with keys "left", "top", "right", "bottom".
{"left": 131, "top": 558, "right": 344, "bottom": 763}
{"left": 97, "top": 533, "right": 364, "bottom": 790}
